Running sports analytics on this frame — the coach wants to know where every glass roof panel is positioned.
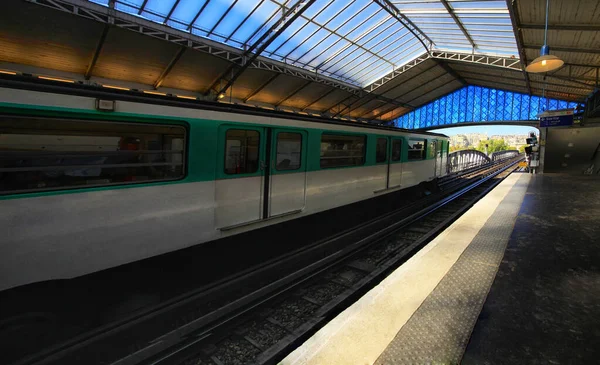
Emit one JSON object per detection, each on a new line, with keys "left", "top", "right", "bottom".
{"left": 95, "top": 0, "right": 518, "bottom": 86}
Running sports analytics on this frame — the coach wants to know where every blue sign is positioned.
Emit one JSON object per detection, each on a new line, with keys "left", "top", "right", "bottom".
{"left": 540, "top": 114, "right": 574, "bottom": 127}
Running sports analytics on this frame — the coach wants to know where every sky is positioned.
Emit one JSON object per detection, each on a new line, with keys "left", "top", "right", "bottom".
{"left": 428, "top": 125, "right": 538, "bottom": 137}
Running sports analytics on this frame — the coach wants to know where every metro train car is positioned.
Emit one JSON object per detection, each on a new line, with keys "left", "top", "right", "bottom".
{"left": 0, "top": 83, "right": 449, "bottom": 292}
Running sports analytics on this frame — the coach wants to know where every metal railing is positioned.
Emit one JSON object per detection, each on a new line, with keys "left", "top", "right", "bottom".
{"left": 447, "top": 149, "right": 490, "bottom": 173}
{"left": 490, "top": 150, "right": 519, "bottom": 162}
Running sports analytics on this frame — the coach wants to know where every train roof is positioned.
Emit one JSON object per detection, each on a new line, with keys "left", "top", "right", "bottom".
{"left": 0, "top": 75, "right": 448, "bottom": 139}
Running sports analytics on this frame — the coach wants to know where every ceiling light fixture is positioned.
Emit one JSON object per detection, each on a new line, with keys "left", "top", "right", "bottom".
{"left": 525, "top": 0, "right": 564, "bottom": 73}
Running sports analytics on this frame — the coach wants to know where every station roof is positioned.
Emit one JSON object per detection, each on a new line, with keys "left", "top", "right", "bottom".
{"left": 0, "top": 0, "right": 598, "bottom": 124}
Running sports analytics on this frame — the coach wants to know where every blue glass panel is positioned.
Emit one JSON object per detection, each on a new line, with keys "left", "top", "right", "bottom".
{"left": 504, "top": 91, "right": 513, "bottom": 120}
{"left": 440, "top": 96, "right": 448, "bottom": 125}
{"left": 414, "top": 108, "right": 421, "bottom": 128}
{"left": 465, "top": 86, "right": 473, "bottom": 122}
{"left": 495, "top": 89, "right": 504, "bottom": 121}
{"left": 487, "top": 87, "right": 494, "bottom": 121}
{"left": 529, "top": 95, "right": 539, "bottom": 119}
{"left": 511, "top": 93, "right": 520, "bottom": 120}
{"left": 558, "top": 100, "right": 568, "bottom": 109}
{"left": 450, "top": 91, "right": 457, "bottom": 123}
{"left": 459, "top": 87, "right": 467, "bottom": 122}
{"left": 473, "top": 86, "right": 481, "bottom": 121}
{"left": 520, "top": 93, "right": 530, "bottom": 120}
{"left": 425, "top": 103, "right": 432, "bottom": 126}
{"left": 392, "top": 85, "right": 579, "bottom": 128}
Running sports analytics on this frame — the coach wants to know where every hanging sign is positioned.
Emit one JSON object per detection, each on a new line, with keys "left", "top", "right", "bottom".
{"left": 539, "top": 109, "right": 574, "bottom": 128}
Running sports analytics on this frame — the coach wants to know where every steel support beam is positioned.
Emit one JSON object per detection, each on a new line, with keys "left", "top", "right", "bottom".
{"left": 332, "top": 95, "right": 378, "bottom": 118}
{"left": 524, "top": 44, "right": 600, "bottom": 55}
{"left": 27, "top": 0, "right": 367, "bottom": 98}
{"left": 439, "top": 0, "right": 476, "bottom": 48}
{"left": 301, "top": 89, "right": 337, "bottom": 111}
{"left": 376, "top": 63, "right": 440, "bottom": 98}
{"left": 372, "top": 0, "right": 434, "bottom": 52}
{"left": 436, "top": 61, "right": 467, "bottom": 86}
{"left": 164, "top": 0, "right": 180, "bottom": 24}
{"left": 406, "top": 78, "right": 459, "bottom": 104}
{"left": 520, "top": 24, "right": 600, "bottom": 31}
{"left": 188, "top": 0, "right": 211, "bottom": 31}
{"left": 212, "top": 0, "right": 318, "bottom": 100}
{"left": 431, "top": 51, "right": 522, "bottom": 71}
{"left": 275, "top": 80, "right": 312, "bottom": 107}
{"left": 324, "top": 94, "right": 357, "bottom": 115}
{"left": 505, "top": 0, "right": 532, "bottom": 94}
{"left": 154, "top": 47, "right": 186, "bottom": 89}
{"left": 365, "top": 53, "right": 431, "bottom": 92}
{"left": 243, "top": 74, "right": 280, "bottom": 103}
{"left": 85, "top": 24, "right": 109, "bottom": 80}
{"left": 137, "top": 0, "right": 148, "bottom": 15}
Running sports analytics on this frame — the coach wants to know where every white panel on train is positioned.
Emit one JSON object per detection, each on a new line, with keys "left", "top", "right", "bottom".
{"left": 269, "top": 130, "right": 307, "bottom": 216}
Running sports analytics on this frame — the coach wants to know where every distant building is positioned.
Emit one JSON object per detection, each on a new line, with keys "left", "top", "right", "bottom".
{"left": 449, "top": 133, "right": 529, "bottom": 150}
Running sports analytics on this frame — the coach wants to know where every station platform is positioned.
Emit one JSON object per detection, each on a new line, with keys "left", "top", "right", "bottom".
{"left": 281, "top": 172, "right": 600, "bottom": 365}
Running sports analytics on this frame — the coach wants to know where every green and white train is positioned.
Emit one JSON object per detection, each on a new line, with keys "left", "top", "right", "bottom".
{"left": 0, "top": 83, "right": 449, "bottom": 292}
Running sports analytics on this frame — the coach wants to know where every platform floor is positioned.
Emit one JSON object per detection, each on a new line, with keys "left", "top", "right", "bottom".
{"left": 281, "top": 173, "right": 600, "bottom": 365}
{"left": 463, "top": 174, "right": 600, "bottom": 365}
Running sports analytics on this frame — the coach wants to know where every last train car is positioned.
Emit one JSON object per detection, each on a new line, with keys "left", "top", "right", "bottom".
{"left": 0, "top": 83, "right": 449, "bottom": 292}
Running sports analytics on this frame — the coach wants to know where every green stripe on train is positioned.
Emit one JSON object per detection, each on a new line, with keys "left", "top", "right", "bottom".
{"left": 0, "top": 102, "right": 443, "bottom": 199}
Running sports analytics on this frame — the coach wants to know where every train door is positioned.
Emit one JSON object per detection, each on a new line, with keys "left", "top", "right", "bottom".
{"left": 215, "top": 125, "right": 307, "bottom": 230}
{"left": 388, "top": 138, "right": 403, "bottom": 189}
{"left": 269, "top": 129, "right": 307, "bottom": 216}
{"left": 430, "top": 139, "right": 438, "bottom": 177}
{"left": 436, "top": 140, "right": 444, "bottom": 176}
{"left": 375, "top": 136, "right": 403, "bottom": 192}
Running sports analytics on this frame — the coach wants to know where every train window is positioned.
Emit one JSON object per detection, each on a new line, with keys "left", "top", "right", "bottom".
{"left": 320, "top": 134, "right": 365, "bottom": 168}
{"left": 407, "top": 139, "right": 425, "bottom": 160}
{"left": 392, "top": 139, "right": 402, "bottom": 162}
{"left": 376, "top": 138, "right": 387, "bottom": 163}
{"left": 0, "top": 116, "right": 185, "bottom": 195}
{"left": 276, "top": 132, "right": 301, "bottom": 171}
{"left": 224, "top": 129, "right": 260, "bottom": 174}
{"left": 429, "top": 141, "right": 436, "bottom": 159}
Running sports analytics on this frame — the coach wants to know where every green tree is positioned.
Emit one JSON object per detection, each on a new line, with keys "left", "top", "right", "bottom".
{"left": 518, "top": 145, "right": 527, "bottom": 153}
{"left": 476, "top": 139, "right": 510, "bottom": 154}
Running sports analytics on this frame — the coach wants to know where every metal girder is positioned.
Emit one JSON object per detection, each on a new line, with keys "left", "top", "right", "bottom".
{"left": 301, "top": 89, "right": 337, "bottom": 111}
{"left": 243, "top": 73, "right": 280, "bottom": 103}
{"left": 405, "top": 77, "right": 459, "bottom": 104}
{"left": 85, "top": 24, "right": 109, "bottom": 80}
{"left": 332, "top": 95, "right": 378, "bottom": 118}
{"left": 164, "top": 0, "right": 181, "bottom": 24}
{"left": 275, "top": 80, "right": 313, "bottom": 107}
{"left": 520, "top": 24, "right": 600, "bottom": 31}
{"left": 372, "top": 0, "right": 434, "bottom": 53}
{"left": 377, "top": 63, "right": 440, "bottom": 99}
{"left": 26, "top": 0, "right": 370, "bottom": 100}
{"left": 542, "top": 75, "right": 596, "bottom": 91}
{"left": 207, "top": 0, "right": 238, "bottom": 37}
{"left": 212, "top": 0, "right": 318, "bottom": 100}
{"left": 154, "top": 47, "right": 186, "bottom": 89}
{"left": 505, "top": 0, "right": 532, "bottom": 95}
{"left": 326, "top": 94, "right": 359, "bottom": 116}
{"left": 188, "top": 0, "right": 211, "bottom": 31}
{"left": 137, "top": 0, "right": 148, "bottom": 15}
{"left": 524, "top": 44, "right": 600, "bottom": 55}
{"left": 436, "top": 61, "right": 467, "bottom": 86}
{"left": 365, "top": 54, "right": 431, "bottom": 92}
{"left": 439, "top": 0, "right": 476, "bottom": 49}
{"left": 431, "top": 51, "right": 522, "bottom": 71}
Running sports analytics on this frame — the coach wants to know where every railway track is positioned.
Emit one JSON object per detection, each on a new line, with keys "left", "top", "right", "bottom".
{"left": 8, "top": 156, "right": 523, "bottom": 365}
